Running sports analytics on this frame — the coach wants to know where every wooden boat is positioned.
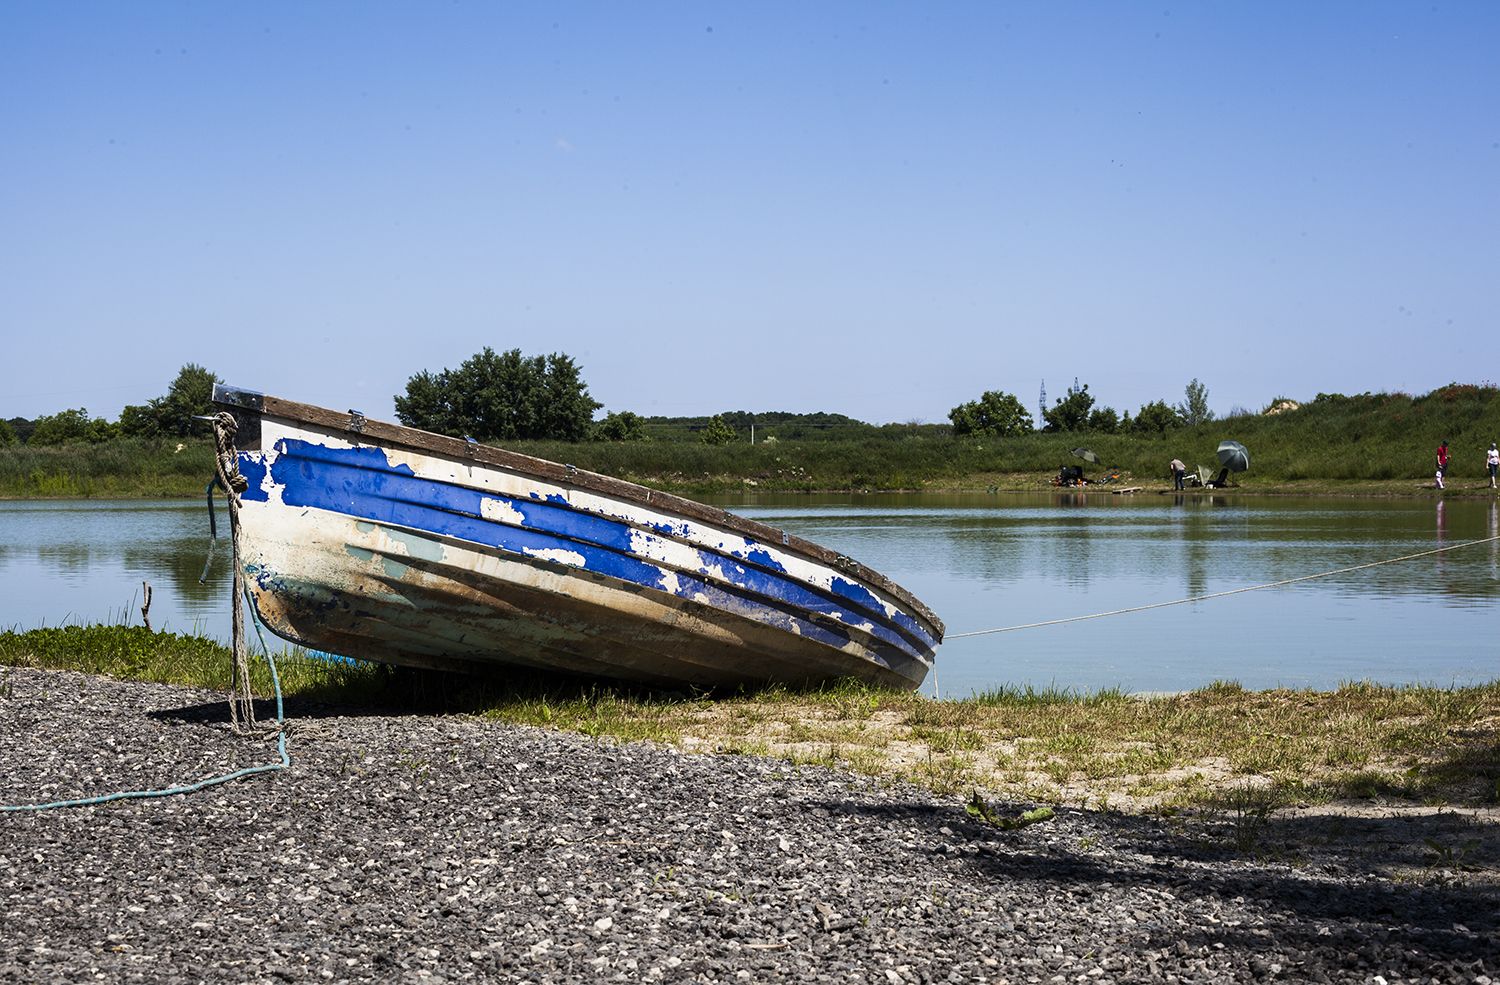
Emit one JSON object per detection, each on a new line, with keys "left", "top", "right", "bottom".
{"left": 211, "top": 385, "right": 944, "bottom": 690}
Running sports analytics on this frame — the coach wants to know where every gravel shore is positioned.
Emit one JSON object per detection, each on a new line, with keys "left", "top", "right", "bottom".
{"left": 3, "top": 667, "right": 1496, "bottom": 984}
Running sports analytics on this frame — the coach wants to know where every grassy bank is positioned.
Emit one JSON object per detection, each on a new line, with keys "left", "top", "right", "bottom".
{"left": 0, "top": 438, "right": 217, "bottom": 498}
{"left": 3, "top": 625, "right": 1496, "bottom": 815}
{"left": 517, "top": 385, "right": 1500, "bottom": 494}
{"left": 5, "top": 385, "right": 1498, "bottom": 498}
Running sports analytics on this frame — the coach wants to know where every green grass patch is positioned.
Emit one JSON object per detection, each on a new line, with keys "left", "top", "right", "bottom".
{"left": 0, "top": 624, "right": 387, "bottom": 705}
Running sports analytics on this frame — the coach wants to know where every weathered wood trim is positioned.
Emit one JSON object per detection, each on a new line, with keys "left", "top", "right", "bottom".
{"left": 222, "top": 390, "right": 943, "bottom": 638}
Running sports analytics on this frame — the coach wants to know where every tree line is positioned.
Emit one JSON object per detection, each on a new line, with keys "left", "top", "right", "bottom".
{"left": 2, "top": 364, "right": 220, "bottom": 446}
{"left": 389, "top": 347, "right": 883, "bottom": 446}
{"left": 948, "top": 378, "right": 1215, "bottom": 438}
{"left": 0, "top": 345, "right": 1223, "bottom": 449}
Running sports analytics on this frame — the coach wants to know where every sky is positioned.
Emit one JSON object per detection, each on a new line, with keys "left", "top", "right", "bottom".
{"left": 3, "top": 2, "right": 1497, "bottom": 426}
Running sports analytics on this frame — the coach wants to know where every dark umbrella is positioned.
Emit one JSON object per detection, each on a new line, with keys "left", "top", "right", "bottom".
{"left": 1071, "top": 448, "right": 1100, "bottom": 464}
{"left": 1216, "top": 440, "right": 1250, "bottom": 473}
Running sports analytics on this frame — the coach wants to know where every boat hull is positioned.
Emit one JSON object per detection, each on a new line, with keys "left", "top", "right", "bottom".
{"left": 217, "top": 389, "right": 943, "bottom": 690}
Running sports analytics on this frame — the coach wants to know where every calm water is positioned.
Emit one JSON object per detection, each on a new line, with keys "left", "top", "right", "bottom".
{"left": 2, "top": 494, "right": 1496, "bottom": 696}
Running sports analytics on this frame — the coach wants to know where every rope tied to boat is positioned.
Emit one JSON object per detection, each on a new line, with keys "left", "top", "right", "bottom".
{"left": 211, "top": 412, "right": 257, "bottom": 732}
{"left": 2, "top": 412, "right": 291, "bottom": 813}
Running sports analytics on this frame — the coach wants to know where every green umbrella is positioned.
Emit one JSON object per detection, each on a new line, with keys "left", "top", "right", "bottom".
{"left": 1070, "top": 447, "right": 1100, "bottom": 464}
{"left": 1216, "top": 440, "right": 1250, "bottom": 473}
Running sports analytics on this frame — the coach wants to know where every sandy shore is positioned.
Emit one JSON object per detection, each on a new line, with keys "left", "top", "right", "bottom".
{"left": 3, "top": 668, "right": 1496, "bottom": 983}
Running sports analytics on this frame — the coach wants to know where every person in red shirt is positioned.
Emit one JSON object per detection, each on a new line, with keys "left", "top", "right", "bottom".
{"left": 1436, "top": 440, "right": 1449, "bottom": 489}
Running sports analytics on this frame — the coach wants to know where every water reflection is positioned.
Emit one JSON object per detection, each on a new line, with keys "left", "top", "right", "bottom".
{"left": 2, "top": 494, "right": 1496, "bottom": 694}
{"left": 721, "top": 491, "right": 1499, "bottom": 694}
{"left": 0, "top": 500, "right": 228, "bottom": 634}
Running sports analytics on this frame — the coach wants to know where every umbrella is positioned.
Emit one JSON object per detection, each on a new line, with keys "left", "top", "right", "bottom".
{"left": 1070, "top": 447, "right": 1100, "bottom": 464}
{"left": 1216, "top": 440, "right": 1250, "bottom": 473}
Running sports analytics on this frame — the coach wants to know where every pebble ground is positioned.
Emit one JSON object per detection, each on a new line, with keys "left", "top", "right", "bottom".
{"left": 2, "top": 668, "right": 1496, "bottom": 984}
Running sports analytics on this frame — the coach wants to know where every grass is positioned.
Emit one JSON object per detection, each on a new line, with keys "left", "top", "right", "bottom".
{"left": 5, "top": 383, "right": 1499, "bottom": 498}
{"left": 504, "top": 383, "right": 1500, "bottom": 493}
{"left": 0, "top": 624, "right": 387, "bottom": 706}
{"left": 3, "top": 625, "right": 1496, "bottom": 813}
{"left": 0, "top": 438, "right": 217, "bottom": 498}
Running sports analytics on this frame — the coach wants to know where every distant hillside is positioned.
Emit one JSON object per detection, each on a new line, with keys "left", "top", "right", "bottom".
{"left": 639, "top": 410, "right": 944, "bottom": 442}
{"left": 1189, "top": 385, "right": 1500, "bottom": 480}
{"left": 518, "top": 384, "right": 1500, "bottom": 492}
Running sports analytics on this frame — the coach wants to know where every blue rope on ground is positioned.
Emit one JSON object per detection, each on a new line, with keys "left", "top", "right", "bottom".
{"left": 1, "top": 593, "right": 290, "bottom": 814}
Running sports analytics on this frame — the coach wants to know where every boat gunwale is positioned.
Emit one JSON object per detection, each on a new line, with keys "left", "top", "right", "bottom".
{"left": 215, "top": 386, "right": 945, "bottom": 639}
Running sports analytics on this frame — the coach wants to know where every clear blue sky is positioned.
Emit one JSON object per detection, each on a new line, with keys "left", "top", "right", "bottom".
{"left": 4, "top": 2, "right": 1497, "bottom": 425}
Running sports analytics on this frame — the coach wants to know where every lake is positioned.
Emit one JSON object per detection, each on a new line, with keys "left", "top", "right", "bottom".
{"left": 2, "top": 494, "right": 1496, "bottom": 696}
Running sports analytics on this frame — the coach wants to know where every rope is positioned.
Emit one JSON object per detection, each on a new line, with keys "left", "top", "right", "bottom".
{"left": 0, "top": 625, "right": 288, "bottom": 813}
{"left": 947, "top": 534, "right": 1500, "bottom": 640}
{"left": 198, "top": 477, "right": 221, "bottom": 584}
{"left": 1, "top": 414, "right": 292, "bottom": 813}
{"left": 211, "top": 412, "right": 255, "bottom": 731}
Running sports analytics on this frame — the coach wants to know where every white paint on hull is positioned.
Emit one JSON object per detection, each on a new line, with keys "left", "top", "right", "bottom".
{"left": 253, "top": 416, "right": 927, "bottom": 640}
{"left": 238, "top": 501, "right": 921, "bottom": 687}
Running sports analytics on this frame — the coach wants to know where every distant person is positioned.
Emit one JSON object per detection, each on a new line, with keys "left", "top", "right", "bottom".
{"left": 1488, "top": 442, "right": 1498, "bottom": 489}
{"left": 1169, "top": 458, "right": 1186, "bottom": 490}
{"left": 1436, "top": 440, "right": 1449, "bottom": 489}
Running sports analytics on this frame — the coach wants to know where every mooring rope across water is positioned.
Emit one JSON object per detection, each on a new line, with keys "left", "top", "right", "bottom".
{"left": 947, "top": 534, "right": 1500, "bottom": 640}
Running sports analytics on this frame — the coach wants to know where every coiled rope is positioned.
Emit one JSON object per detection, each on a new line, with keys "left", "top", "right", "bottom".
{"left": 947, "top": 533, "right": 1500, "bottom": 639}
{"left": 0, "top": 592, "right": 289, "bottom": 813}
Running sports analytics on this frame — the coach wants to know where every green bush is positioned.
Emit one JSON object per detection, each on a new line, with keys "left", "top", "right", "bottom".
{"left": 27, "top": 408, "right": 118, "bottom": 445}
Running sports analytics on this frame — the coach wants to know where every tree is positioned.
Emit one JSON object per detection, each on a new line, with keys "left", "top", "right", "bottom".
{"left": 699, "top": 415, "right": 737, "bottom": 445}
{"left": 1175, "top": 378, "right": 1214, "bottom": 426}
{"left": 391, "top": 369, "right": 458, "bottom": 436}
{"left": 117, "top": 403, "right": 158, "bottom": 437}
{"left": 394, "top": 347, "right": 602, "bottom": 442}
{"left": 28, "top": 408, "right": 117, "bottom": 444}
{"left": 1087, "top": 406, "right": 1120, "bottom": 433}
{"left": 595, "top": 410, "right": 646, "bottom": 442}
{"left": 1041, "top": 381, "right": 1096, "bottom": 432}
{"left": 948, "top": 390, "right": 1033, "bottom": 437}
{"left": 1131, "top": 399, "right": 1181, "bottom": 434}
{"left": 5, "top": 417, "right": 34, "bottom": 444}
{"left": 535, "top": 353, "right": 599, "bottom": 442}
{"left": 119, "top": 363, "right": 222, "bottom": 438}
{"left": 0, "top": 419, "right": 15, "bottom": 446}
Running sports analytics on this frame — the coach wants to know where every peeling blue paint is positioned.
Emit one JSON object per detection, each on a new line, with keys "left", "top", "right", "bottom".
{"left": 238, "top": 455, "right": 269, "bottom": 500}
{"left": 239, "top": 439, "right": 937, "bottom": 661}
{"left": 831, "top": 576, "right": 927, "bottom": 641}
